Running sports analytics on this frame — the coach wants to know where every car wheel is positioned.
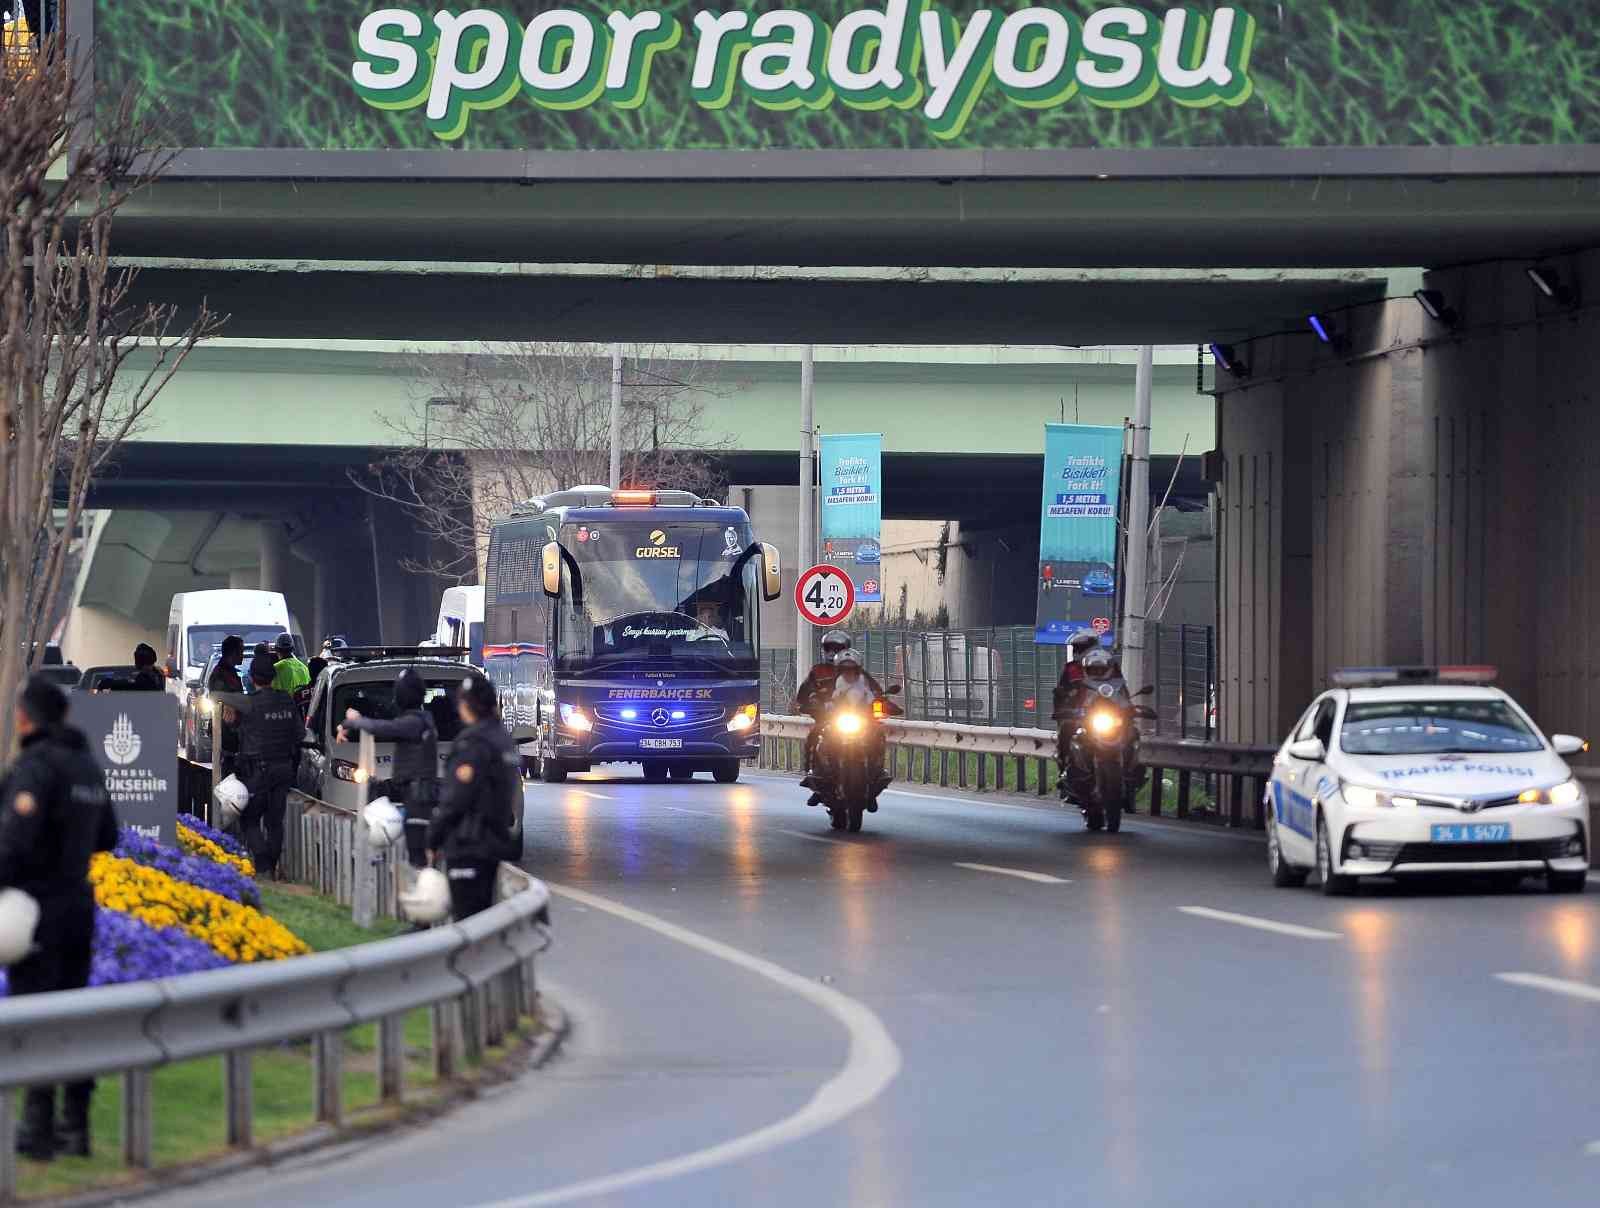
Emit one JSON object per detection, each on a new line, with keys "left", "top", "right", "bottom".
{"left": 1547, "top": 869, "right": 1588, "bottom": 894}
{"left": 1268, "top": 814, "right": 1309, "bottom": 887}
{"left": 539, "top": 757, "right": 567, "bottom": 784}
{"left": 712, "top": 760, "right": 741, "bottom": 784}
{"left": 1316, "top": 814, "right": 1356, "bottom": 896}
{"left": 642, "top": 762, "right": 669, "bottom": 784}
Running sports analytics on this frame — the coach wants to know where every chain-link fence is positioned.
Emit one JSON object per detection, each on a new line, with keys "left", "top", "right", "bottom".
{"left": 762, "top": 623, "right": 1215, "bottom": 739}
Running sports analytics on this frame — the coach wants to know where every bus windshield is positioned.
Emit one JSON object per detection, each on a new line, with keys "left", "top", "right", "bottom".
{"left": 555, "top": 520, "right": 757, "bottom": 674}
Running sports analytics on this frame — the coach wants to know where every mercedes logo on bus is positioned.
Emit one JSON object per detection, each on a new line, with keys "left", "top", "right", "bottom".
{"left": 651, "top": 708, "right": 671, "bottom": 727}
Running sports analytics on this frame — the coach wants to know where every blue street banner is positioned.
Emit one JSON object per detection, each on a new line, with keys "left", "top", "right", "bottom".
{"left": 819, "top": 433, "right": 883, "bottom": 604}
{"left": 1036, "top": 423, "right": 1124, "bottom": 645}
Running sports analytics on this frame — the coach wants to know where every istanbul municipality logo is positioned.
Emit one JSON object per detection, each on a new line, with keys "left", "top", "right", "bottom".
{"left": 104, "top": 714, "right": 142, "bottom": 766}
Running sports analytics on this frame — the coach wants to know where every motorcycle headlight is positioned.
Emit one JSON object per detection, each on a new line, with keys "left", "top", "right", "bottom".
{"left": 558, "top": 703, "right": 592, "bottom": 733}
{"left": 1088, "top": 709, "right": 1121, "bottom": 737}
{"left": 727, "top": 704, "right": 758, "bottom": 733}
{"left": 834, "top": 712, "right": 864, "bottom": 736}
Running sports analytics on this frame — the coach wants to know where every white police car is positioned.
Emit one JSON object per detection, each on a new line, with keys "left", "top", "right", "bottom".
{"left": 1266, "top": 667, "right": 1589, "bottom": 895}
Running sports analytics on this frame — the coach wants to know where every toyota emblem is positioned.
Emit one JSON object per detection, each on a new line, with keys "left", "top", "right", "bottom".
{"left": 651, "top": 708, "right": 670, "bottom": 727}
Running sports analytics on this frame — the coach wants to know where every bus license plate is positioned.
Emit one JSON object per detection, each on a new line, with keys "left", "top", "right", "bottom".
{"left": 1430, "top": 823, "right": 1510, "bottom": 843}
{"left": 640, "top": 738, "right": 683, "bottom": 750}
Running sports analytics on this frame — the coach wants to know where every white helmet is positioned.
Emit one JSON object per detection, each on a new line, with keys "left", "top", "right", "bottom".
{"left": 0, "top": 888, "right": 41, "bottom": 965}
{"left": 213, "top": 773, "right": 250, "bottom": 827}
{"left": 399, "top": 867, "right": 452, "bottom": 924}
{"left": 362, "top": 797, "right": 405, "bottom": 848}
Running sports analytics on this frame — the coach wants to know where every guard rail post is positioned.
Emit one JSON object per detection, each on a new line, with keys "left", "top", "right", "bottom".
{"left": 378, "top": 1015, "right": 405, "bottom": 1101}
{"left": 1, "top": 1091, "right": 14, "bottom": 1199}
{"left": 224, "top": 1051, "right": 252, "bottom": 1148}
{"left": 312, "top": 1031, "right": 344, "bottom": 1125}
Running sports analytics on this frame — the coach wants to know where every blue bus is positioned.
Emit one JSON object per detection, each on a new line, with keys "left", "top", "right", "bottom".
{"left": 484, "top": 486, "right": 780, "bottom": 784}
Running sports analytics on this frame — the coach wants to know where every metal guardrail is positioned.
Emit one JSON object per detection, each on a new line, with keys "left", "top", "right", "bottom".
{"left": 0, "top": 792, "right": 551, "bottom": 1201}
{"left": 759, "top": 714, "right": 1274, "bottom": 827}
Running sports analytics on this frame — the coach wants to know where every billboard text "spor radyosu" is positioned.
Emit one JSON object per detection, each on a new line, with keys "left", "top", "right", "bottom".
{"left": 351, "top": 3, "right": 1256, "bottom": 141}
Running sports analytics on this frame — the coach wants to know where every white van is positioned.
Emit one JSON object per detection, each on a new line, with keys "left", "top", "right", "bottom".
{"left": 432, "top": 585, "right": 484, "bottom": 666}
{"left": 166, "top": 589, "right": 301, "bottom": 692}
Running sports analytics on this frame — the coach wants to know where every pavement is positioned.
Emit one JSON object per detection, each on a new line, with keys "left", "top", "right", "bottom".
{"left": 160, "top": 768, "right": 1600, "bottom": 1208}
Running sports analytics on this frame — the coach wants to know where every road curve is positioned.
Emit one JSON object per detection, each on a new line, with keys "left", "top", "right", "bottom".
{"left": 163, "top": 770, "right": 1600, "bottom": 1207}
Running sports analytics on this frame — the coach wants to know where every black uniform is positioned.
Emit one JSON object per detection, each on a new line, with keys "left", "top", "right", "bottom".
{"left": 0, "top": 724, "right": 119, "bottom": 1156}
{"left": 207, "top": 661, "right": 244, "bottom": 778}
{"left": 343, "top": 708, "right": 439, "bottom": 868}
{"left": 427, "top": 719, "right": 518, "bottom": 920}
{"left": 219, "top": 687, "right": 302, "bottom": 877}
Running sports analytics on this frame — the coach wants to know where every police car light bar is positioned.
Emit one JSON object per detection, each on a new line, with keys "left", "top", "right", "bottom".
{"left": 1331, "top": 665, "right": 1497, "bottom": 688}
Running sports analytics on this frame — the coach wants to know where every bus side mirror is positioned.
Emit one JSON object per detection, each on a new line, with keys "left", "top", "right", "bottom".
{"left": 541, "top": 542, "right": 561, "bottom": 599}
{"left": 760, "top": 542, "right": 782, "bottom": 602}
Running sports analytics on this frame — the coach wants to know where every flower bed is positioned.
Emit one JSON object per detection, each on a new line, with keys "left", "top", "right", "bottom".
{"left": 0, "top": 824, "right": 308, "bottom": 998}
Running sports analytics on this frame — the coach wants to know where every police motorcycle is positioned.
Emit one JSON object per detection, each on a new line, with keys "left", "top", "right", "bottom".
{"left": 810, "top": 662, "right": 903, "bottom": 834}
{"left": 1054, "top": 637, "right": 1157, "bottom": 833}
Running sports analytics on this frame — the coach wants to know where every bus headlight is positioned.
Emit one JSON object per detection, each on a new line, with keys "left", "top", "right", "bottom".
{"left": 558, "top": 703, "right": 592, "bottom": 734}
{"left": 727, "top": 704, "right": 758, "bottom": 733}
{"left": 834, "top": 712, "right": 864, "bottom": 736}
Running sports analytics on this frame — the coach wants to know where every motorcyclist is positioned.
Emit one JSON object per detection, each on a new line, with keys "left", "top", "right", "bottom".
{"left": 338, "top": 668, "right": 439, "bottom": 870}
{"left": 796, "top": 632, "right": 883, "bottom": 793}
{"left": 808, "top": 650, "right": 893, "bottom": 810}
{"left": 1053, "top": 637, "right": 1132, "bottom": 799}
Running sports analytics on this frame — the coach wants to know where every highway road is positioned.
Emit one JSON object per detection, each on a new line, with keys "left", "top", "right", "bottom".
{"left": 165, "top": 769, "right": 1600, "bottom": 1207}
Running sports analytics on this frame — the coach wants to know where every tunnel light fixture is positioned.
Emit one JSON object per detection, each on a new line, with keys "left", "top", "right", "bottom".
{"left": 1526, "top": 266, "right": 1577, "bottom": 308}
{"left": 1208, "top": 342, "right": 1248, "bottom": 378}
{"left": 1307, "top": 313, "right": 1346, "bottom": 349}
{"left": 1413, "top": 289, "right": 1459, "bottom": 327}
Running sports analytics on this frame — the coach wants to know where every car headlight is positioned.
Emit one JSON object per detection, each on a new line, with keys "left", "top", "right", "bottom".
{"left": 558, "top": 703, "right": 592, "bottom": 733}
{"left": 727, "top": 704, "right": 758, "bottom": 733}
{"left": 1519, "top": 779, "right": 1582, "bottom": 806}
{"left": 1088, "top": 708, "right": 1122, "bottom": 737}
{"left": 1341, "top": 783, "right": 1395, "bottom": 809}
{"left": 834, "top": 712, "right": 864, "bottom": 736}
{"left": 199, "top": 694, "right": 212, "bottom": 715}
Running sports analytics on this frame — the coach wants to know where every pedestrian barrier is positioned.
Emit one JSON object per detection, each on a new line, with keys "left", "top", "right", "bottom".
{"left": 0, "top": 793, "right": 550, "bottom": 1202}
{"left": 758, "top": 714, "right": 1275, "bottom": 828}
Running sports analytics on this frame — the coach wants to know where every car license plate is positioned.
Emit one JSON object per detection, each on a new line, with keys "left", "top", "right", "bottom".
{"left": 639, "top": 738, "right": 683, "bottom": 750}
{"left": 1430, "top": 823, "right": 1511, "bottom": 843}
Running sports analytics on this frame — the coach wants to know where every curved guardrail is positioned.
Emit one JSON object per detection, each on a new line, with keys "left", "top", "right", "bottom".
{"left": 759, "top": 713, "right": 1277, "bottom": 827}
{"left": 0, "top": 796, "right": 551, "bottom": 1202}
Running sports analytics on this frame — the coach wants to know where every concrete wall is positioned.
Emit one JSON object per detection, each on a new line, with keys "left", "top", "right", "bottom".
{"left": 1215, "top": 251, "right": 1600, "bottom": 745}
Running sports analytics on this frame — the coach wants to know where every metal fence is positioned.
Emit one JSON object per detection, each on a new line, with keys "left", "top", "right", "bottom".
{"left": 0, "top": 791, "right": 551, "bottom": 1202}
{"left": 2, "top": 2, "right": 57, "bottom": 76}
{"left": 763, "top": 623, "right": 1215, "bottom": 739}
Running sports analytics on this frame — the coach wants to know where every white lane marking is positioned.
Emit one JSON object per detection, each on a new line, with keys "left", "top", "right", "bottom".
{"left": 661, "top": 806, "right": 711, "bottom": 816}
{"left": 469, "top": 883, "right": 901, "bottom": 1208}
{"left": 1177, "top": 906, "right": 1341, "bottom": 941}
{"left": 777, "top": 828, "right": 840, "bottom": 844}
{"left": 872, "top": 786, "right": 1264, "bottom": 844}
{"left": 882, "top": 787, "right": 1038, "bottom": 814}
{"left": 570, "top": 789, "right": 617, "bottom": 801}
{"left": 1495, "top": 972, "right": 1600, "bottom": 1005}
{"left": 953, "top": 862, "right": 1070, "bottom": 885}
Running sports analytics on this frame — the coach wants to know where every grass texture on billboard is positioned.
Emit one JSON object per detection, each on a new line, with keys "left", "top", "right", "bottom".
{"left": 97, "top": 0, "right": 1600, "bottom": 151}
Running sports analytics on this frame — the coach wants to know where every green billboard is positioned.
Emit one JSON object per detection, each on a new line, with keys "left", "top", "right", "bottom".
{"left": 95, "top": 1, "right": 1600, "bottom": 152}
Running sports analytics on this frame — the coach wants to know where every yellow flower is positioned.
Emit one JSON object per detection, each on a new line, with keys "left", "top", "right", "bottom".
{"left": 175, "top": 824, "right": 256, "bottom": 878}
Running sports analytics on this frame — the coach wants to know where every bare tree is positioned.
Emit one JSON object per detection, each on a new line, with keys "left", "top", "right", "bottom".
{"left": 0, "top": 38, "right": 221, "bottom": 750}
{"left": 356, "top": 342, "right": 733, "bottom": 580}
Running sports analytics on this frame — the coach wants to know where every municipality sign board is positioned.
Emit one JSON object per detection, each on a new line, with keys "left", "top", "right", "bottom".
{"left": 819, "top": 433, "right": 883, "bottom": 604}
{"left": 93, "top": 3, "right": 1600, "bottom": 156}
{"left": 1035, "top": 422, "right": 1122, "bottom": 646}
{"left": 70, "top": 692, "right": 180, "bottom": 846}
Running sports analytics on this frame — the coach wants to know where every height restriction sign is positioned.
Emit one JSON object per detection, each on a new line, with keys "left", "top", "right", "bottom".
{"left": 795, "top": 564, "right": 855, "bottom": 626}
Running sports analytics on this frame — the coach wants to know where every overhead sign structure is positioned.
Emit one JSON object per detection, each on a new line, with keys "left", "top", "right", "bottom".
{"left": 1035, "top": 422, "right": 1124, "bottom": 646}
{"left": 94, "top": 3, "right": 1600, "bottom": 158}
{"left": 70, "top": 691, "right": 180, "bottom": 846}
{"left": 819, "top": 433, "right": 883, "bottom": 604}
{"left": 795, "top": 563, "right": 856, "bottom": 627}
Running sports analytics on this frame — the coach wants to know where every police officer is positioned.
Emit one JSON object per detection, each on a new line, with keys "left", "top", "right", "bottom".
{"left": 130, "top": 642, "right": 165, "bottom": 692}
{"left": 270, "top": 633, "right": 310, "bottom": 700}
{"left": 207, "top": 635, "right": 245, "bottom": 779}
{"left": 0, "top": 676, "right": 118, "bottom": 1161}
{"left": 338, "top": 668, "right": 439, "bottom": 869}
{"left": 427, "top": 674, "right": 518, "bottom": 920}
{"left": 214, "top": 654, "right": 302, "bottom": 880}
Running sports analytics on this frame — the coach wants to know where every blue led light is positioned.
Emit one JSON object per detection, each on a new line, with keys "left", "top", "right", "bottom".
{"left": 1309, "top": 315, "right": 1333, "bottom": 344}
{"left": 671, "top": 709, "right": 686, "bottom": 720}
{"left": 620, "top": 708, "right": 637, "bottom": 720}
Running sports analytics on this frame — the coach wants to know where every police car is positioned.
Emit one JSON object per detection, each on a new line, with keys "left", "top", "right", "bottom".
{"left": 1266, "top": 667, "right": 1589, "bottom": 895}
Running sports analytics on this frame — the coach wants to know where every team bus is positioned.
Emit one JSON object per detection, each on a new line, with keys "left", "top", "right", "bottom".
{"left": 484, "top": 486, "right": 781, "bottom": 784}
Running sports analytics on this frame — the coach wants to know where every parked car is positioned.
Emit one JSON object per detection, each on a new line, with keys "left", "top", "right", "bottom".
{"left": 299, "top": 650, "right": 523, "bottom": 850}
{"left": 78, "top": 665, "right": 142, "bottom": 693}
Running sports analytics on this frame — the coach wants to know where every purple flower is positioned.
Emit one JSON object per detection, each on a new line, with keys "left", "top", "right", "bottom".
{"left": 115, "top": 827, "right": 261, "bottom": 908}
{"left": 178, "top": 812, "right": 251, "bottom": 861}
{"left": 0, "top": 910, "right": 228, "bottom": 997}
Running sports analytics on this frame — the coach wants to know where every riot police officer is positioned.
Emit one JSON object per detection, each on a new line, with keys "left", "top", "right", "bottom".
{"left": 207, "top": 635, "right": 245, "bottom": 779}
{"left": 427, "top": 674, "right": 519, "bottom": 920}
{"left": 215, "top": 654, "right": 302, "bottom": 879}
{"left": 0, "top": 676, "right": 119, "bottom": 1160}
{"left": 338, "top": 667, "right": 439, "bottom": 869}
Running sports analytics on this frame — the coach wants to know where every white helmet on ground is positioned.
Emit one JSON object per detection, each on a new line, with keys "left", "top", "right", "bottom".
{"left": 0, "top": 888, "right": 41, "bottom": 965}
{"left": 362, "top": 797, "right": 404, "bottom": 848}
{"left": 400, "top": 867, "right": 451, "bottom": 924}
